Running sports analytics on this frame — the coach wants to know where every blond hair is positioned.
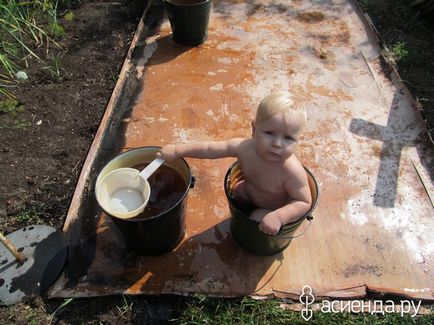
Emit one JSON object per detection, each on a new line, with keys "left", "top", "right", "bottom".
{"left": 255, "top": 92, "right": 306, "bottom": 125}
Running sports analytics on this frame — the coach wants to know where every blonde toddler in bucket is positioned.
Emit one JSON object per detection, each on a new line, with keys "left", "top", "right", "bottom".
{"left": 157, "top": 92, "right": 312, "bottom": 235}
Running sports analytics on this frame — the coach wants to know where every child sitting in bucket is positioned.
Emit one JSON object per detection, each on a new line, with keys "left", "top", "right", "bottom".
{"left": 157, "top": 92, "right": 312, "bottom": 236}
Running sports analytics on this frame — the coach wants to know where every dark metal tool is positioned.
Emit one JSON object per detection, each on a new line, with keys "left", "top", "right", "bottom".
{"left": 0, "top": 225, "right": 68, "bottom": 305}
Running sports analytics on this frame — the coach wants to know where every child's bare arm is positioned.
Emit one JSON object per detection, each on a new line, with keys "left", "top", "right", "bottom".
{"left": 157, "top": 138, "right": 244, "bottom": 161}
{"left": 259, "top": 199, "right": 311, "bottom": 235}
{"left": 258, "top": 170, "right": 312, "bottom": 235}
{"left": 250, "top": 209, "right": 282, "bottom": 235}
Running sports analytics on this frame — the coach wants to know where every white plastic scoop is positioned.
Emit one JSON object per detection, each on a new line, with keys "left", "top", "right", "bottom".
{"left": 96, "top": 157, "right": 165, "bottom": 219}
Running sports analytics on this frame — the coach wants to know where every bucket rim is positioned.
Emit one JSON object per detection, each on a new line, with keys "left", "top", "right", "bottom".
{"left": 96, "top": 146, "right": 192, "bottom": 222}
{"left": 164, "top": 0, "right": 211, "bottom": 7}
{"left": 224, "top": 160, "right": 320, "bottom": 235}
{"left": 96, "top": 167, "right": 151, "bottom": 219}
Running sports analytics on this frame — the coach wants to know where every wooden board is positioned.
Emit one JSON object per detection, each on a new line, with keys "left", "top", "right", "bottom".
{"left": 48, "top": 0, "right": 434, "bottom": 301}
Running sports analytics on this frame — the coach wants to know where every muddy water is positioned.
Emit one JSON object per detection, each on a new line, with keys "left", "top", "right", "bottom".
{"left": 131, "top": 163, "right": 187, "bottom": 219}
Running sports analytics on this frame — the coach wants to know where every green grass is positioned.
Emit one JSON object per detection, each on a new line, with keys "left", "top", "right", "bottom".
{"left": 176, "top": 296, "right": 295, "bottom": 325}
{"left": 42, "top": 54, "right": 64, "bottom": 80}
{"left": 387, "top": 41, "right": 409, "bottom": 65}
{"left": 14, "top": 209, "right": 40, "bottom": 223}
{"left": 0, "top": 205, "right": 44, "bottom": 231}
{"left": 356, "top": 1, "right": 434, "bottom": 84}
{"left": 0, "top": 0, "right": 64, "bottom": 97}
{"left": 116, "top": 295, "right": 134, "bottom": 321}
{"left": 0, "top": 96, "right": 29, "bottom": 129}
{"left": 3, "top": 295, "right": 432, "bottom": 324}
{"left": 175, "top": 296, "right": 434, "bottom": 325}
{"left": 0, "top": 119, "right": 31, "bottom": 129}
{"left": 356, "top": 0, "right": 434, "bottom": 138}
{"left": 0, "top": 97, "right": 21, "bottom": 114}
{"left": 63, "top": 10, "right": 74, "bottom": 21}
{"left": 49, "top": 298, "right": 74, "bottom": 321}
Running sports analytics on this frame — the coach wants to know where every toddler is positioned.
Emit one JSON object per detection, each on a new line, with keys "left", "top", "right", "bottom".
{"left": 157, "top": 92, "right": 312, "bottom": 235}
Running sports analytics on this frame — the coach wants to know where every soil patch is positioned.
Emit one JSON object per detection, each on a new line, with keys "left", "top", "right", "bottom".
{"left": 0, "top": 0, "right": 146, "bottom": 233}
{"left": 356, "top": 0, "right": 434, "bottom": 141}
{"left": 0, "top": 1, "right": 183, "bottom": 323}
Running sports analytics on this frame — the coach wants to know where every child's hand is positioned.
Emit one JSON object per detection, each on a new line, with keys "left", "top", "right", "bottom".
{"left": 258, "top": 213, "right": 282, "bottom": 236}
{"left": 157, "top": 144, "right": 177, "bottom": 161}
{"left": 249, "top": 209, "right": 282, "bottom": 236}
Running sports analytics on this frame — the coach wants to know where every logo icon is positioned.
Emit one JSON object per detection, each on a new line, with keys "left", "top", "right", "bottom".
{"left": 299, "top": 285, "right": 315, "bottom": 321}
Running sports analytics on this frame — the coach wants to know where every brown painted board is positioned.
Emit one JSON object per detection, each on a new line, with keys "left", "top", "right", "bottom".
{"left": 48, "top": 0, "right": 434, "bottom": 300}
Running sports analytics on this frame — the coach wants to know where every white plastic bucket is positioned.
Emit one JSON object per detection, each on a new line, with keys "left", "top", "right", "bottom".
{"left": 96, "top": 167, "right": 151, "bottom": 219}
{"left": 96, "top": 157, "right": 164, "bottom": 219}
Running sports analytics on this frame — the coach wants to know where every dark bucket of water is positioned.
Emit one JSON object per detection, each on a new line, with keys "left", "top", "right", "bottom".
{"left": 164, "top": 0, "right": 211, "bottom": 45}
{"left": 96, "top": 147, "right": 192, "bottom": 255}
{"left": 224, "top": 161, "right": 319, "bottom": 256}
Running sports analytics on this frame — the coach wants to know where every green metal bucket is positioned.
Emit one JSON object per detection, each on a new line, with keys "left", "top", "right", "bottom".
{"left": 224, "top": 162, "right": 319, "bottom": 256}
{"left": 164, "top": 0, "right": 211, "bottom": 45}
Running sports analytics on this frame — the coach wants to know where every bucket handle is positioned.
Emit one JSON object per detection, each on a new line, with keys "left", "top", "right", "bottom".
{"left": 276, "top": 216, "right": 313, "bottom": 239}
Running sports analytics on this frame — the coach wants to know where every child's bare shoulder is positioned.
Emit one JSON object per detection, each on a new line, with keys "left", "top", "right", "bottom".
{"left": 227, "top": 137, "right": 251, "bottom": 152}
{"left": 227, "top": 137, "right": 247, "bottom": 145}
{"left": 283, "top": 156, "right": 307, "bottom": 184}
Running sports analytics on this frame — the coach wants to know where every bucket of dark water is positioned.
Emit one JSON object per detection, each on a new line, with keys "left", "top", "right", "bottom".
{"left": 164, "top": 0, "right": 211, "bottom": 45}
{"left": 224, "top": 161, "right": 319, "bottom": 256}
{"left": 96, "top": 147, "right": 192, "bottom": 255}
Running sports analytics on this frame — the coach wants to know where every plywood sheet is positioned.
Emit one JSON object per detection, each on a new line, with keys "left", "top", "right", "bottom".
{"left": 48, "top": 0, "right": 434, "bottom": 300}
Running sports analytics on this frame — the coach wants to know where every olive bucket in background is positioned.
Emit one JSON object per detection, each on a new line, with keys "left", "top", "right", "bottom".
{"left": 164, "top": 0, "right": 211, "bottom": 45}
{"left": 224, "top": 162, "right": 319, "bottom": 256}
{"left": 95, "top": 147, "right": 193, "bottom": 255}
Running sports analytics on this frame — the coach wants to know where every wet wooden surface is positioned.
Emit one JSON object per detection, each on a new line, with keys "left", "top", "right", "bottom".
{"left": 49, "top": 0, "right": 433, "bottom": 300}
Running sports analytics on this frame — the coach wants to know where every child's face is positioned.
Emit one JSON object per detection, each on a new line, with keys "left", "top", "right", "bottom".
{"left": 253, "top": 112, "right": 304, "bottom": 163}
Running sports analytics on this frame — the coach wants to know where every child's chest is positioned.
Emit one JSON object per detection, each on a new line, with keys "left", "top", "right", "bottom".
{"left": 239, "top": 160, "right": 286, "bottom": 194}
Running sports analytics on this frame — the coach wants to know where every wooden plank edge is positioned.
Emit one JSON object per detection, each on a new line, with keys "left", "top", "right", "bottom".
{"left": 62, "top": 3, "right": 152, "bottom": 234}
